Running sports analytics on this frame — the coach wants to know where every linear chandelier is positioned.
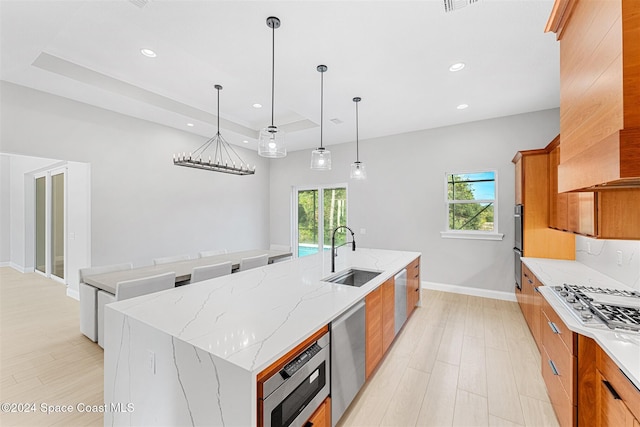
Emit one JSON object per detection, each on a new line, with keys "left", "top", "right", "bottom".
{"left": 173, "top": 85, "right": 255, "bottom": 176}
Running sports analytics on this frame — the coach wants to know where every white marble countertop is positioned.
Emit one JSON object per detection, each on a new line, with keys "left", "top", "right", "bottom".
{"left": 107, "top": 247, "right": 420, "bottom": 375}
{"left": 521, "top": 257, "right": 640, "bottom": 390}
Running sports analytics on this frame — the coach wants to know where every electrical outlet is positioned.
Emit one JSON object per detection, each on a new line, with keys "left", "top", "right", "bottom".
{"left": 147, "top": 350, "right": 156, "bottom": 375}
{"left": 616, "top": 250, "right": 623, "bottom": 266}
{"left": 587, "top": 242, "right": 591, "bottom": 254}
{"left": 360, "top": 228, "right": 366, "bottom": 235}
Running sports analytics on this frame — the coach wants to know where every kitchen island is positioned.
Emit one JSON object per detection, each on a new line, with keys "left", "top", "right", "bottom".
{"left": 104, "top": 248, "right": 420, "bottom": 426}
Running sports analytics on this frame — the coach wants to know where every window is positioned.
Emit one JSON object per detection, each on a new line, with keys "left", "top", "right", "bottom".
{"left": 441, "top": 171, "right": 503, "bottom": 240}
{"left": 294, "top": 185, "right": 348, "bottom": 258}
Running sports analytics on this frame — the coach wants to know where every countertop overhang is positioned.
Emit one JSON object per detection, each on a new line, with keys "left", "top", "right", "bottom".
{"left": 106, "top": 248, "right": 420, "bottom": 375}
{"left": 521, "top": 257, "right": 640, "bottom": 390}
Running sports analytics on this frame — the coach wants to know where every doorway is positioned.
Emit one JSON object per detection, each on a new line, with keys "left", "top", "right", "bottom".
{"left": 294, "top": 185, "right": 347, "bottom": 258}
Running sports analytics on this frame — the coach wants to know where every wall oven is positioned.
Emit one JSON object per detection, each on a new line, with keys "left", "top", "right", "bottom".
{"left": 514, "top": 204, "right": 523, "bottom": 290}
{"left": 260, "top": 331, "right": 330, "bottom": 427}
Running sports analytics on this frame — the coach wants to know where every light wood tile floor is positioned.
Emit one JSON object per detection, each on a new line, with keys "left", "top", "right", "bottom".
{"left": 0, "top": 268, "right": 103, "bottom": 426}
{"left": 338, "top": 290, "right": 560, "bottom": 427}
{"left": 0, "top": 268, "right": 558, "bottom": 426}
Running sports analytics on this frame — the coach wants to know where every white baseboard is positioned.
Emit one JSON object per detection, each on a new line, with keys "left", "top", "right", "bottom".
{"left": 66, "top": 287, "right": 79, "bottom": 301}
{"left": 0, "top": 261, "right": 9, "bottom": 268}
{"left": 422, "top": 281, "right": 517, "bottom": 302}
{"left": 8, "top": 262, "right": 32, "bottom": 273}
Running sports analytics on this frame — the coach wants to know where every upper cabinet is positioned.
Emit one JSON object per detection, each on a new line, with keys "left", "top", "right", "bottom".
{"left": 546, "top": 0, "right": 640, "bottom": 191}
{"left": 513, "top": 148, "right": 575, "bottom": 259}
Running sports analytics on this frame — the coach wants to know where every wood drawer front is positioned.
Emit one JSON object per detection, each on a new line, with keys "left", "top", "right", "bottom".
{"left": 407, "top": 257, "right": 420, "bottom": 275}
{"left": 598, "top": 346, "right": 640, "bottom": 422}
{"left": 542, "top": 314, "right": 577, "bottom": 402}
{"left": 598, "top": 370, "right": 637, "bottom": 427}
{"left": 542, "top": 297, "right": 577, "bottom": 355}
{"left": 522, "top": 264, "right": 535, "bottom": 287}
{"left": 542, "top": 346, "right": 577, "bottom": 427}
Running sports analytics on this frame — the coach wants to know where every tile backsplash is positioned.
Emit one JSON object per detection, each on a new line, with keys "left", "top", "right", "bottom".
{"left": 576, "top": 236, "right": 640, "bottom": 290}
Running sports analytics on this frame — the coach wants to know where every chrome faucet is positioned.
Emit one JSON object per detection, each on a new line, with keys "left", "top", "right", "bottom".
{"left": 331, "top": 226, "right": 356, "bottom": 273}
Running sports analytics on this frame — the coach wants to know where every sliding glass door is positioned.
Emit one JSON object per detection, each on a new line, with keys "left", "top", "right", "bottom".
{"left": 51, "top": 172, "right": 65, "bottom": 280}
{"left": 295, "top": 185, "right": 347, "bottom": 258}
{"left": 34, "top": 170, "right": 65, "bottom": 281}
{"left": 35, "top": 176, "right": 46, "bottom": 274}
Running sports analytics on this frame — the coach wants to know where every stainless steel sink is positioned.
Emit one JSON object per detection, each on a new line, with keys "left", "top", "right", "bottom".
{"left": 323, "top": 268, "right": 382, "bottom": 287}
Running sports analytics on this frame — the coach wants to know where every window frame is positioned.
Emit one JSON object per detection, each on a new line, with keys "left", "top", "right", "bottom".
{"left": 440, "top": 169, "right": 504, "bottom": 241}
{"left": 292, "top": 183, "right": 349, "bottom": 258}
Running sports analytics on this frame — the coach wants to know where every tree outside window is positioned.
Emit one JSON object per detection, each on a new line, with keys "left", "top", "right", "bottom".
{"left": 446, "top": 171, "right": 496, "bottom": 232}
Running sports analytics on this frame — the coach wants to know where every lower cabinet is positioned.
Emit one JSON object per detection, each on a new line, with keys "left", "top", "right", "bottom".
{"left": 365, "top": 277, "right": 396, "bottom": 379}
{"left": 541, "top": 297, "right": 577, "bottom": 427}
{"left": 518, "top": 263, "right": 543, "bottom": 351}
{"left": 306, "top": 397, "right": 331, "bottom": 427}
{"left": 579, "top": 335, "right": 640, "bottom": 427}
{"left": 407, "top": 257, "right": 420, "bottom": 316}
{"left": 365, "top": 286, "right": 383, "bottom": 379}
{"left": 381, "top": 278, "right": 395, "bottom": 354}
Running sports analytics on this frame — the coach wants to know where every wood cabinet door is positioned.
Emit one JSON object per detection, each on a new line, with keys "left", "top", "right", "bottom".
{"left": 531, "top": 283, "right": 542, "bottom": 351}
{"left": 382, "top": 278, "right": 395, "bottom": 354}
{"left": 549, "top": 143, "right": 568, "bottom": 231}
{"left": 515, "top": 156, "right": 523, "bottom": 205}
{"left": 599, "top": 371, "right": 635, "bottom": 427}
{"left": 365, "top": 288, "right": 382, "bottom": 379}
{"left": 306, "top": 397, "right": 330, "bottom": 427}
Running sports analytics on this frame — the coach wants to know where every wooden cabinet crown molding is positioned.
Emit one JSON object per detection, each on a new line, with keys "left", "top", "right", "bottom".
{"left": 545, "top": 0, "right": 579, "bottom": 39}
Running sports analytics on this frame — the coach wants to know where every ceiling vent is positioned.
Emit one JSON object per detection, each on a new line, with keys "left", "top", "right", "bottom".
{"left": 129, "top": 0, "right": 149, "bottom": 8}
{"left": 444, "top": 0, "right": 478, "bottom": 13}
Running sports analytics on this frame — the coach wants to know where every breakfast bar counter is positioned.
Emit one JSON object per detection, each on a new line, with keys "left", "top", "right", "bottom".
{"left": 103, "top": 248, "right": 420, "bottom": 426}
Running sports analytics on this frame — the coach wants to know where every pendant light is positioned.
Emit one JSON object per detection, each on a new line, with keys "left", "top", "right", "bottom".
{"left": 310, "top": 65, "right": 331, "bottom": 170}
{"left": 350, "top": 97, "right": 366, "bottom": 180}
{"left": 173, "top": 85, "right": 255, "bottom": 176}
{"left": 258, "top": 16, "right": 286, "bottom": 158}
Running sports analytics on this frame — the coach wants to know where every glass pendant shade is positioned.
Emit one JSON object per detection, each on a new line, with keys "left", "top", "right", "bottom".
{"left": 350, "top": 161, "right": 366, "bottom": 179}
{"left": 311, "top": 147, "right": 332, "bottom": 170}
{"left": 350, "top": 96, "right": 366, "bottom": 180}
{"left": 258, "top": 125, "right": 286, "bottom": 158}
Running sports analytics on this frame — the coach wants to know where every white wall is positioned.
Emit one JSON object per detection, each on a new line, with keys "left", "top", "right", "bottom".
{"left": 576, "top": 236, "right": 640, "bottom": 290}
{"left": 1, "top": 82, "right": 270, "bottom": 270}
{"left": 0, "top": 154, "right": 10, "bottom": 264}
{"left": 3, "top": 153, "right": 61, "bottom": 270}
{"left": 270, "top": 109, "right": 561, "bottom": 296}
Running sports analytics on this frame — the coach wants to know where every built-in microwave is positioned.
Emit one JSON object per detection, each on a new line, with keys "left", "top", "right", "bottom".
{"left": 260, "top": 332, "right": 330, "bottom": 427}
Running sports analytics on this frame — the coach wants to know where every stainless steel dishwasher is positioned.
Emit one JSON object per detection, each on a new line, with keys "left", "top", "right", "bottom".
{"left": 330, "top": 299, "right": 365, "bottom": 426}
{"left": 394, "top": 268, "right": 407, "bottom": 335}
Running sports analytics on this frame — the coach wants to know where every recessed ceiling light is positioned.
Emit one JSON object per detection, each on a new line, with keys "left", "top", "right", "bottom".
{"left": 186, "top": 123, "right": 194, "bottom": 127}
{"left": 252, "top": 103, "right": 262, "bottom": 109}
{"left": 243, "top": 140, "right": 249, "bottom": 144}
{"left": 457, "top": 103, "right": 469, "bottom": 110}
{"left": 449, "top": 62, "right": 465, "bottom": 72}
{"left": 140, "top": 48, "right": 157, "bottom": 58}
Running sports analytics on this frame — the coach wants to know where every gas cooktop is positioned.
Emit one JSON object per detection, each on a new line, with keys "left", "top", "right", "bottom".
{"left": 550, "top": 284, "right": 640, "bottom": 333}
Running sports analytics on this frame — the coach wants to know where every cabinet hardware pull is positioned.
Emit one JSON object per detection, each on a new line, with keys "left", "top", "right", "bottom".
{"left": 534, "top": 287, "right": 540, "bottom": 293}
{"left": 548, "top": 321, "right": 560, "bottom": 334}
{"left": 528, "top": 279, "right": 534, "bottom": 284}
{"left": 602, "top": 380, "right": 621, "bottom": 400}
{"left": 619, "top": 368, "right": 640, "bottom": 392}
{"left": 548, "top": 359, "right": 559, "bottom": 376}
